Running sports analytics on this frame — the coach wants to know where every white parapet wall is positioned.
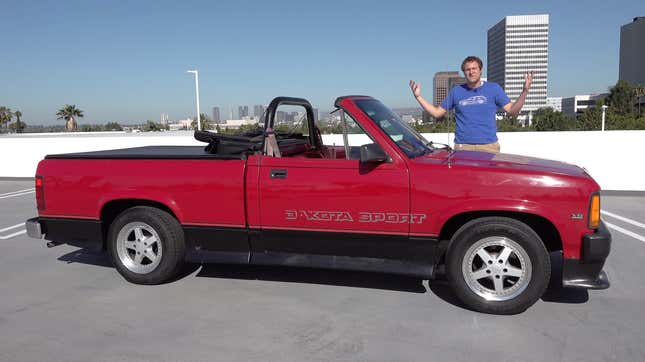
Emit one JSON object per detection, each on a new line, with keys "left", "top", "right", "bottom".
{"left": 1, "top": 130, "right": 643, "bottom": 191}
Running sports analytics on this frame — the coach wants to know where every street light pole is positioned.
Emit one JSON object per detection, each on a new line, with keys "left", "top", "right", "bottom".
{"left": 601, "top": 105, "right": 608, "bottom": 132}
{"left": 187, "top": 70, "right": 201, "bottom": 131}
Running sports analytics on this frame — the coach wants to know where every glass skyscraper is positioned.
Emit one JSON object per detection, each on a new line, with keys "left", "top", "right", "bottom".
{"left": 488, "top": 14, "right": 549, "bottom": 113}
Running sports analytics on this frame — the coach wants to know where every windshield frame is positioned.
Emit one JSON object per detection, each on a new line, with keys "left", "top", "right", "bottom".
{"left": 353, "top": 99, "right": 434, "bottom": 158}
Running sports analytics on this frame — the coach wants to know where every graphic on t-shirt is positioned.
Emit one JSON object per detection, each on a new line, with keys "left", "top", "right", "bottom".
{"left": 459, "top": 95, "right": 487, "bottom": 106}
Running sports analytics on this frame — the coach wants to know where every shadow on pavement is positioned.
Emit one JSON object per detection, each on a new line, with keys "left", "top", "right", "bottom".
{"left": 57, "top": 248, "right": 202, "bottom": 282}
{"left": 196, "top": 263, "right": 428, "bottom": 293}
{"left": 56, "top": 249, "right": 588, "bottom": 304}
{"left": 541, "top": 252, "right": 589, "bottom": 304}
{"left": 427, "top": 279, "right": 471, "bottom": 311}
{"left": 57, "top": 248, "right": 113, "bottom": 268}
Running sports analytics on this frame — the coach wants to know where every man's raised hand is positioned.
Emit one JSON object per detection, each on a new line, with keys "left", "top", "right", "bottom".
{"left": 409, "top": 80, "right": 421, "bottom": 98}
{"left": 523, "top": 71, "right": 534, "bottom": 92}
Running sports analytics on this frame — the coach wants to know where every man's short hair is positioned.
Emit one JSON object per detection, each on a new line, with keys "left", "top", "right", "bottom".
{"left": 461, "top": 56, "right": 483, "bottom": 71}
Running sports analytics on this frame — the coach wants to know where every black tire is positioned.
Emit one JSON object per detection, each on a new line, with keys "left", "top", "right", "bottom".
{"left": 107, "top": 206, "right": 185, "bottom": 284}
{"left": 445, "top": 217, "right": 550, "bottom": 315}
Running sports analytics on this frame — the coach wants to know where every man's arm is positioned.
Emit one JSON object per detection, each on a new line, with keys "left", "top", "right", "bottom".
{"left": 503, "top": 71, "right": 533, "bottom": 116}
{"left": 409, "top": 80, "right": 447, "bottom": 119}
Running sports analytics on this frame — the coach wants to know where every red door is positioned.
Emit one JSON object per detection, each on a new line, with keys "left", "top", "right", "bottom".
{"left": 252, "top": 155, "right": 419, "bottom": 271}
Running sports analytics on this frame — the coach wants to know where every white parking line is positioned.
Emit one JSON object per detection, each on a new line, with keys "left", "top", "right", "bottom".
{"left": 0, "top": 222, "right": 25, "bottom": 233}
{"left": 601, "top": 210, "right": 645, "bottom": 230}
{"left": 605, "top": 221, "right": 645, "bottom": 243}
{"left": 0, "top": 188, "right": 34, "bottom": 197}
{"left": 0, "top": 190, "right": 35, "bottom": 200}
{"left": 0, "top": 229, "right": 26, "bottom": 240}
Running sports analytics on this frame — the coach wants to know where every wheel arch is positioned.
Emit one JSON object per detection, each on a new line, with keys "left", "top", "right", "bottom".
{"left": 100, "top": 199, "right": 179, "bottom": 250}
{"left": 438, "top": 211, "right": 563, "bottom": 258}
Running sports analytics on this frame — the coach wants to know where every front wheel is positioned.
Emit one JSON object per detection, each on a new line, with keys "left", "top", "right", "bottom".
{"left": 108, "top": 206, "right": 185, "bottom": 284}
{"left": 446, "top": 217, "right": 550, "bottom": 314}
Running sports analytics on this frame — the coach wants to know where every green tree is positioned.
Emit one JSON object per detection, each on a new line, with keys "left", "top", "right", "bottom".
{"left": 7, "top": 110, "right": 26, "bottom": 133}
{"left": 577, "top": 107, "right": 602, "bottom": 130}
{"left": 13, "top": 110, "right": 25, "bottom": 133}
{"left": 143, "top": 120, "right": 164, "bottom": 132}
{"left": 605, "top": 80, "right": 635, "bottom": 116}
{"left": 532, "top": 108, "right": 576, "bottom": 131}
{"left": 56, "top": 104, "right": 84, "bottom": 131}
{"left": 496, "top": 116, "right": 530, "bottom": 132}
{"left": 634, "top": 85, "right": 645, "bottom": 116}
{"left": 413, "top": 120, "right": 455, "bottom": 133}
{"left": 104, "top": 122, "right": 123, "bottom": 131}
{"left": 0, "top": 106, "right": 13, "bottom": 132}
{"left": 191, "top": 113, "right": 213, "bottom": 130}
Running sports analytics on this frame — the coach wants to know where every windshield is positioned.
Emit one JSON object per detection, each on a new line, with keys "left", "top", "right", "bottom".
{"left": 354, "top": 99, "right": 433, "bottom": 158}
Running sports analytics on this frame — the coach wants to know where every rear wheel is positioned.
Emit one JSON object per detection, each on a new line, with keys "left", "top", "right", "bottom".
{"left": 108, "top": 206, "right": 185, "bottom": 284}
{"left": 446, "top": 217, "right": 550, "bottom": 314}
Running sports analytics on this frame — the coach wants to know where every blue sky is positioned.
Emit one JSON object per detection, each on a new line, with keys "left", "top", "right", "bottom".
{"left": 1, "top": 0, "right": 643, "bottom": 124}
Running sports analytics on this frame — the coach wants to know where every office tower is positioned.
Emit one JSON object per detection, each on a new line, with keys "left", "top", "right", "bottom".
{"left": 211, "top": 107, "right": 221, "bottom": 123}
{"left": 433, "top": 71, "right": 460, "bottom": 106}
{"left": 546, "top": 97, "right": 562, "bottom": 112}
{"left": 562, "top": 94, "right": 605, "bottom": 118}
{"left": 238, "top": 106, "right": 249, "bottom": 119}
{"left": 488, "top": 14, "right": 549, "bottom": 113}
{"left": 253, "top": 105, "right": 266, "bottom": 119}
{"left": 619, "top": 17, "right": 645, "bottom": 86}
{"left": 448, "top": 76, "right": 467, "bottom": 93}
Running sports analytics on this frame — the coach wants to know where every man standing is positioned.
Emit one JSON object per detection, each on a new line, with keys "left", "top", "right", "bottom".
{"left": 409, "top": 56, "right": 533, "bottom": 153}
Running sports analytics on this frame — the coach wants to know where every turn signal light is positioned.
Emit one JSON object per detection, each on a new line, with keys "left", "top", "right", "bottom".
{"left": 35, "top": 176, "right": 45, "bottom": 210}
{"left": 588, "top": 193, "right": 600, "bottom": 229}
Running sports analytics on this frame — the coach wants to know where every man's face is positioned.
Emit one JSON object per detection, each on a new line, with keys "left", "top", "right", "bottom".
{"left": 463, "top": 61, "right": 482, "bottom": 84}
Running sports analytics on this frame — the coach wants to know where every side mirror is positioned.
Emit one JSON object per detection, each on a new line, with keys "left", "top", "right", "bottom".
{"left": 360, "top": 143, "right": 389, "bottom": 164}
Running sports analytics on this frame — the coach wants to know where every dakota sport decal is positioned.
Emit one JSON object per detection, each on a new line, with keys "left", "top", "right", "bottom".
{"left": 285, "top": 210, "right": 427, "bottom": 224}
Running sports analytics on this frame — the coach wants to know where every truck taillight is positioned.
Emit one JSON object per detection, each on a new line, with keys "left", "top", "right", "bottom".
{"left": 35, "top": 176, "right": 45, "bottom": 210}
{"left": 588, "top": 192, "right": 600, "bottom": 229}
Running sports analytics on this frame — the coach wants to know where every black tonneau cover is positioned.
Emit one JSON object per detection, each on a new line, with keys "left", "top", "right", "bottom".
{"left": 45, "top": 146, "right": 244, "bottom": 160}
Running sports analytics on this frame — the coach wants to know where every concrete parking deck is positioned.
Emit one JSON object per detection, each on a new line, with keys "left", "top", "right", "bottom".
{"left": 1, "top": 180, "right": 643, "bottom": 361}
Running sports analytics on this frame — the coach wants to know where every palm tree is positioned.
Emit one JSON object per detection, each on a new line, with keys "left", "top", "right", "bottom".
{"left": 0, "top": 106, "right": 13, "bottom": 133}
{"left": 56, "top": 104, "right": 84, "bottom": 131}
{"left": 634, "top": 85, "right": 645, "bottom": 116}
{"left": 13, "top": 110, "right": 25, "bottom": 133}
{"left": 191, "top": 113, "right": 213, "bottom": 130}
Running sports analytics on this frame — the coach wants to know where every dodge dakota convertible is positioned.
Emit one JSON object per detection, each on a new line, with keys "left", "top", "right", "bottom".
{"left": 26, "top": 95, "right": 611, "bottom": 314}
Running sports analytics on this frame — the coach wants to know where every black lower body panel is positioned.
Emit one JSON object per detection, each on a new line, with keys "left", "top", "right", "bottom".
{"left": 562, "top": 259, "right": 609, "bottom": 289}
{"left": 183, "top": 226, "right": 250, "bottom": 264}
{"left": 251, "top": 229, "right": 439, "bottom": 278}
{"left": 38, "top": 217, "right": 103, "bottom": 251}
{"left": 251, "top": 251, "right": 434, "bottom": 277}
{"left": 562, "top": 221, "right": 611, "bottom": 290}
{"left": 28, "top": 217, "right": 441, "bottom": 277}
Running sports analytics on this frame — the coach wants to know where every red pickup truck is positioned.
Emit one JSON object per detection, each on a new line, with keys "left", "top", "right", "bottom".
{"left": 26, "top": 96, "right": 610, "bottom": 314}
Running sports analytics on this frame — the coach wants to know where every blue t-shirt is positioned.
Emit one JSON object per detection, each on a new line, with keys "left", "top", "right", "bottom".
{"left": 441, "top": 81, "right": 510, "bottom": 144}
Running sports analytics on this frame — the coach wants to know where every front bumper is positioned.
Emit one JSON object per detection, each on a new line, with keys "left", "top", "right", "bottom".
{"left": 562, "top": 221, "right": 611, "bottom": 290}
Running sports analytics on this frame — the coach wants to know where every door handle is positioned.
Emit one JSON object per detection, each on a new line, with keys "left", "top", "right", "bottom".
{"left": 270, "top": 169, "right": 288, "bottom": 179}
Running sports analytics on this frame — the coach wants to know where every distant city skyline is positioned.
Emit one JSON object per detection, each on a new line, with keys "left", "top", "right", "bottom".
{"left": 1, "top": 0, "right": 643, "bottom": 125}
